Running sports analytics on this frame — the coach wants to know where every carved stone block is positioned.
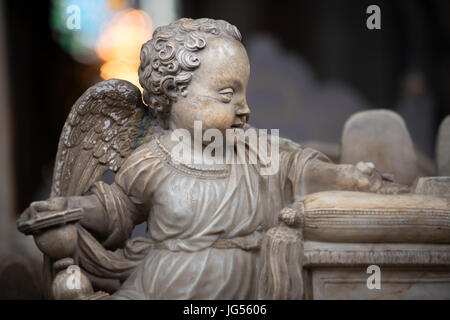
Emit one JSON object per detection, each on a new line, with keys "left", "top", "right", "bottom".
{"left": 310, "top": 268, "right": 450, "bottom": 300}
{"left": 341, "top": 110, "right": 419, "bottom": 185}
{"left": 413, "top": 176, "right": 450, "bottom": 198}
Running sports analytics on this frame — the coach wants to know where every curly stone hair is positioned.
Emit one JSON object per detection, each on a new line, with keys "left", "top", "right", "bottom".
{"left": 138, "top": 18, "right": 242, "bottom": 128}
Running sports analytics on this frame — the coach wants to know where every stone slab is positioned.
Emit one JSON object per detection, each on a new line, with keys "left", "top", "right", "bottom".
{"left": 341, "top": 109, "right": 419, "bottom": 185}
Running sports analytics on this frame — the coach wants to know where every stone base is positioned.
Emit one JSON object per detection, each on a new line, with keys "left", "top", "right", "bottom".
{"left": 306, "top": 267, "right": 450, "bottom": 300}
{"left": 303, "top": 241, "right": 450, "bottom": 299}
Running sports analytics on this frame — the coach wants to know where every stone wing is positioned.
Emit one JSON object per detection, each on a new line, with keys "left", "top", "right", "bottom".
{"left": 51, "top": 79, "right": 157, "bottom": 197}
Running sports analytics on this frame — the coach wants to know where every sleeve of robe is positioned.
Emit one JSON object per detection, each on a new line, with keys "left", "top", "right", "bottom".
{"left": 278, "top": 137, "right": 334, "bottom": 202}
{"left": 80, "top": 144, "right": 163, "bottom": 250}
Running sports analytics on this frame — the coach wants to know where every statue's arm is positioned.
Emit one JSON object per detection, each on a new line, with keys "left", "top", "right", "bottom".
{"left": 28, "top": 146, "right": 157, "bottom": 249}
{"left": 66, "top": 194, "right": 116, "bottom": 240}
{"left": 282, "top": 146, "right": 381, "bottom": 200}
{"left": 29, "top": 181, "right": 146, "bottom": 249}
{"left": 76, "top": 145, "right": 158, "bottom": 248}
{"left": 301, "top": 159, "right": 377, "bottom": 194}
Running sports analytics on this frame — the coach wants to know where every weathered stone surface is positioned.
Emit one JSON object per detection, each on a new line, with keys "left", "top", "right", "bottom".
{"left": 341, "top": 109, "right": 419, "bottom": 185}
{"left": 413, "top": 176, "right": 450, "bottom": 198}
{"left": 304, "top": 241, "right": 450, "bottom": 299}
{"left": 309, "top": 267, "right": 450, "bottom": 300}
{"left": 303, "top": 241, "right": 450, "bottom": 267}
{"left": 437, "top": 115, "right": 450, "bottom": 176}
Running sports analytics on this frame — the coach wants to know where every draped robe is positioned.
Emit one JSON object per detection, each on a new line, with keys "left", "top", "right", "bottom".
{"left": 78, "top": 134, "right": 331, "bottom": 299}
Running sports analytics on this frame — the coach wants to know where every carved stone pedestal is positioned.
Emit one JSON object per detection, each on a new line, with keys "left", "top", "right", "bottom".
{"left": 303, "top": 241, "right": 450, "bottom": 299}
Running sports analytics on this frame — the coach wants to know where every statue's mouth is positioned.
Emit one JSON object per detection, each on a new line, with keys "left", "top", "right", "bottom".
{"left": 230, "top": 122, "right": 244, "bottom": 129}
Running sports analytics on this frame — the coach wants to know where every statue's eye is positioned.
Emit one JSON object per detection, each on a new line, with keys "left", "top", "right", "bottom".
{"left": 219, "top": 88, "right": 234, "bottom": 102}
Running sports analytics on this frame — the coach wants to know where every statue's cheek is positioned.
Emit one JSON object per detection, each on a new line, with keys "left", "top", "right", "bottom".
{"left": 199, "top": 105, "right": 234, "bottom": 132}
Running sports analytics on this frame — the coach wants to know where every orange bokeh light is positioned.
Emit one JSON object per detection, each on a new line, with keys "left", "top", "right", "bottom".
{"left": 96, "top": 9, "right": 153, "bottom": 89}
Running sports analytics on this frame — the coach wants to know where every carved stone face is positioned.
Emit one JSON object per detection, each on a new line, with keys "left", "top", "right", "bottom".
{"left": 169, "top": 36, "right": 251, "bottom": 139}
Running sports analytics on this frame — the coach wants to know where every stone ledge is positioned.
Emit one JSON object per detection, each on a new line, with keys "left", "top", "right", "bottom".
{"left": 303, "top": 241, "right": 450, "bottom": 267}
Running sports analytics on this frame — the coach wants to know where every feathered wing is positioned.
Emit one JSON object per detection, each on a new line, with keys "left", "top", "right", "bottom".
{"left": 51, "top": 79, "right": 157, "bottom": 198}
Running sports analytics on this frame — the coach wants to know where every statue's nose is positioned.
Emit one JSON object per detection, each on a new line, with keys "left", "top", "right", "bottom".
{"left": 236, "top": 99, "right": 251, "bottom": 120}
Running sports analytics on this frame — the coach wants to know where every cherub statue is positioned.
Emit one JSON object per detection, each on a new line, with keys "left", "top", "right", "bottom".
{"left": 18, "top": 18, "right": 400, "bottom": 300}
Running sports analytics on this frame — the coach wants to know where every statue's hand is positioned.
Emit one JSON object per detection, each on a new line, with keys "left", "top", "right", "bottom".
{"left": 28, "top": 197, "right": 68, "bottom": 217}
{"left": 20, "top": 197, "right": 81, "bottom": 261}
{"left": 339, "top": 161, "right": 384, "bottom": 192}
{"left": 346, "top": 161, "right": 406, "bottom": 193}
{"left": 355, "top": 161, "right": 381, "bottom": 192}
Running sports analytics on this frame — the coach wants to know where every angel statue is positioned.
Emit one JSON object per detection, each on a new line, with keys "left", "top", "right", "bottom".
{"left": 17, "top": 18, "right": 403, "bottom": 300}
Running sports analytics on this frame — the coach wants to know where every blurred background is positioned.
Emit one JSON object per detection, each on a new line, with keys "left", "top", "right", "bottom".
{"left": 0, "top": 0, "right": 449, "bottom": 298}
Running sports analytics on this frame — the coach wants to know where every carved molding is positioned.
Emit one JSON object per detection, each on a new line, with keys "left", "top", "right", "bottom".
{"left": 303, "top": 241, "right": 450, "bottom": 267}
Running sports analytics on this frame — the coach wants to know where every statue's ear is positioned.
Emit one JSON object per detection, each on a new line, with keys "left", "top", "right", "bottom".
{"left": 167, "top": 87, "right": 178, "bottom": 100}
{"left": 162, "top": 78, "right": 179, "bottom": 100}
